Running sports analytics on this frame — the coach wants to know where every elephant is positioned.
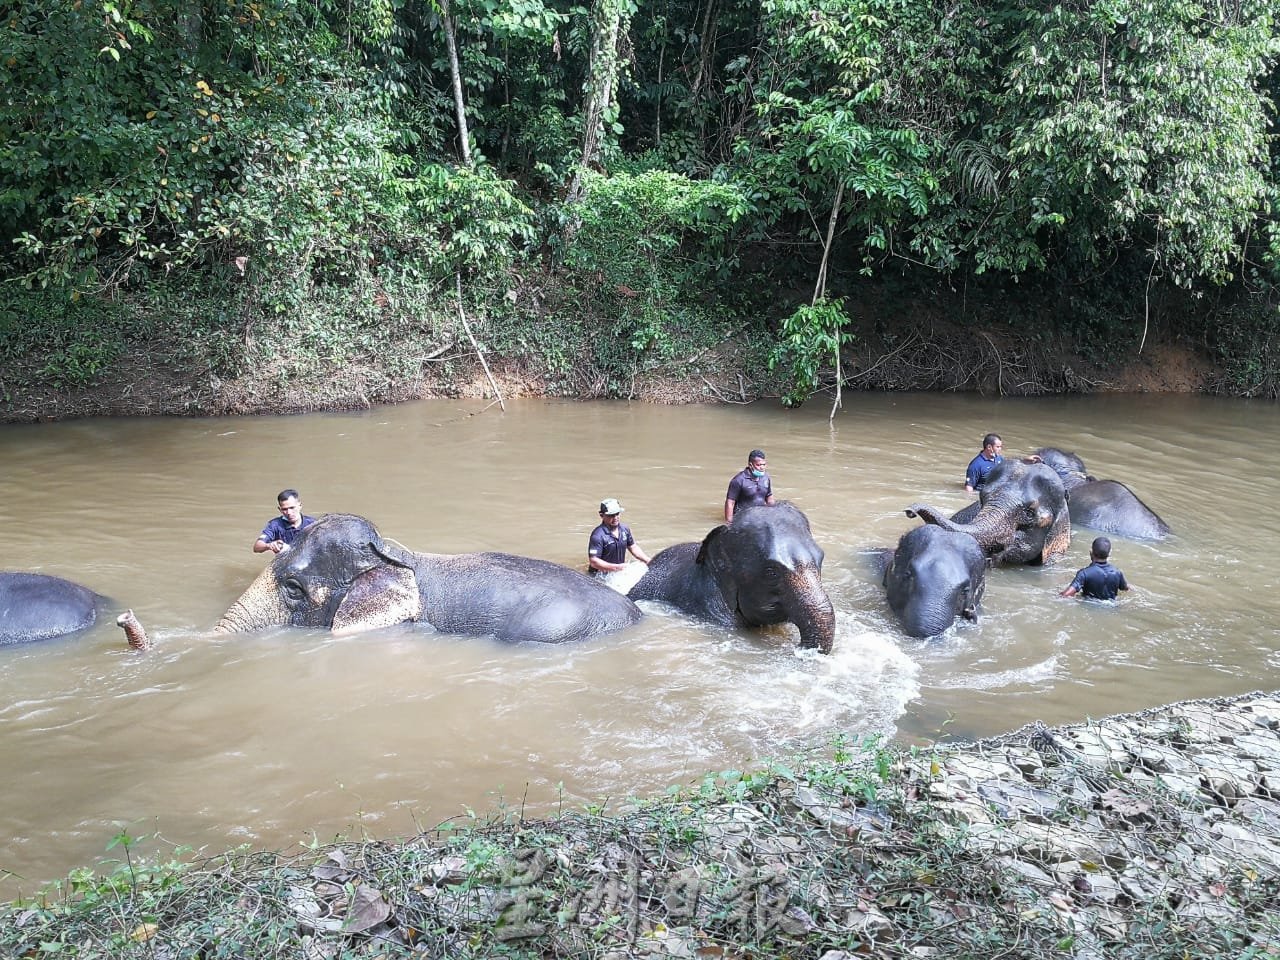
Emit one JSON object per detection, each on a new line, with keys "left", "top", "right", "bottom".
{"left": 627, "top": 502, "right": 836, "bottom": 653}
{"left": 1032, "top": 447, "right": 1171, "bottom": 541}
{"left": 0, "top": 572, "right": 104, "bottom": 645}
{"left": 882, "top": 525, "right": 987, "bottom": 638}
{"left": 907, "top": 459, "right": 1071, "bottom": 566}
{"left": 215, "top": 513, "right": 643, "bottom": 643}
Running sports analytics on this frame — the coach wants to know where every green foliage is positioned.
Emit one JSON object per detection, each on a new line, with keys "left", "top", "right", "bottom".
{"left": 0, "top": 287, "right": 152, "bottom": 392}
{"left": 987, "top": 0, "right": 1278, "bottom": 286}
{"left": 3, "top": 0, "right": 1280, "bottom": 406}
{"left": 405, "top": 164, "right": 537, "bottom": 274}
{"left": 561, "top": 168, "right": 750, "bottom": 366}
{"left": 767, "top": 298, "right": 855, "bottom": 407}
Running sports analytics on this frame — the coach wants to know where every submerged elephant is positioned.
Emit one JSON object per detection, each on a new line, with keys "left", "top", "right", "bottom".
{"left": 1032, "top": 447, "right": 1170, "bottom": 541}
{"left": 627, "top": 502, "right": 836, "bottom": 653}
{"left": 883, "top": 525, "right": 987, "bottom": 638}
{"left": 1, "top": 572, "right": 104, "bottom": 645}
{"left": 215, "top": 513, "right": 642, "bottom": 643}
{"left": 907, "top": 459, "right": 1070, "bottom": 566}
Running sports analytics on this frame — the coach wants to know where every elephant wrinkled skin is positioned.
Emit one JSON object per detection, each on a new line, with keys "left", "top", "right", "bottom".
{"left": 215, "top": 514, "right": 643, "bottom": 643}
{"left": 883, "top": 525, "right": 987, "bottom": 638}
{"left": 1033, "top": 446, "right": 1171, "bottom": 541}
{"left": 627, "top": 502, "right": 837, "bottom": 653}
{"left": 907, "top": 459, "right": 1071, "bottom": 566}
{"left": 0, "top": 572, "right": 103, "bottom": 645}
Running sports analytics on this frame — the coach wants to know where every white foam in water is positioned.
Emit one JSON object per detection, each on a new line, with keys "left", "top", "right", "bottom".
{"left": 597, "top": 562, "right": 649, "bottom": 596}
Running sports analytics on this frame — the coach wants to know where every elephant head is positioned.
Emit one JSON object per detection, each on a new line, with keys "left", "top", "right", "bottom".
{"left": 696, "top": 502, "right": 836, "bottom": 653}
{"left": 215, "top": 514, "right": 422, "bottom": 634}
{"left": 883, "top": 525, "right": 987, "bottom": 638}
{"left": 1032, "top": 446, "right": 1094, "bottom": 491}
{"left": 907, "top": 460, "right": 1070, "bottom": 566}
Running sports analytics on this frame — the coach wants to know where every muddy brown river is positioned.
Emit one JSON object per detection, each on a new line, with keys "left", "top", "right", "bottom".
{"left": 2, "top": 393, "right": 1277, "bottom": 896}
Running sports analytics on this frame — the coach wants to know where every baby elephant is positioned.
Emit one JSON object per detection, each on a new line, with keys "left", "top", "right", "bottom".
{"left": 628, "top": 502, "right": 836, "bottom": 653}
{"left": 883, "top": 525, "right": 987, "bottom": 638}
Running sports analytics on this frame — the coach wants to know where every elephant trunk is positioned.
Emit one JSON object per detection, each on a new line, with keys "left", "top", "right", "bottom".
{"left": 116, "top": 609, "right": 150, "bottom": 650}
{"left": 785, "top": 567, "right": 836, "bottom": 654}
{"left": 214, "top": 565, "right": 289, "bottom": 633}
{"left": 907, "top": 504, "right": 1009, "bottom": 555}
{"left": 906, "top": 504, "right": 964, "bottom": 534}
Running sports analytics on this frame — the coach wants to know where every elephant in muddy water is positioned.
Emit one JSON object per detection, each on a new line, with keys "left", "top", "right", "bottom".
{"left": 627, "top": 502, "right": 836, "bottom": 653}
{"left": 1, "top": 572, "right": 104, "bottom": 645}
{"left": 215, "top": 514, "right": 642, "bottom": 643}
{"left": 882, "top": 525, "right": 987, "bottom": 638}
{"left": 907, "top": 459, "right": 1071, "bottom": 567}
{"left": 1032, "top": 447, "right": 1171, "bottom": 541}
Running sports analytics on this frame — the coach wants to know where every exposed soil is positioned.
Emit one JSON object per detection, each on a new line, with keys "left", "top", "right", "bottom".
{"left": 0, "top": 324, "right": 1221, "bottom": 424}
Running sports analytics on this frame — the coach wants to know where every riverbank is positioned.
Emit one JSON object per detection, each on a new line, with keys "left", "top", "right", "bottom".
{"left": 0, "top": 318, "right": 1225, "bottom": 424}
{"left": 7, "top": 691, "right": 1280, "bottom": 957}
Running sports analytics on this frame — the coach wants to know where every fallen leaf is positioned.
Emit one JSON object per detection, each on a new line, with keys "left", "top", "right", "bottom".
{"left": 343, "top": 885, "right": 391, "bottom": 933}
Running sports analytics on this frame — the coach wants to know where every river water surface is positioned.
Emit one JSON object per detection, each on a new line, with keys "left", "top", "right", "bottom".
{"left": 2, "top": 393, "right": 1278, "bottom": 895}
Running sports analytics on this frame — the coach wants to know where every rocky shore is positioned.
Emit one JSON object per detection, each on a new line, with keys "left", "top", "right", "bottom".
{"left": 7, "top": 692, "right": 1280, "bottom": 958}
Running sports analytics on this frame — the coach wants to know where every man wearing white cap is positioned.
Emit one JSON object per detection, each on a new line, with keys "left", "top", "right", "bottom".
{"left": 588, "top": 498, "right": 651, "bottom": 575}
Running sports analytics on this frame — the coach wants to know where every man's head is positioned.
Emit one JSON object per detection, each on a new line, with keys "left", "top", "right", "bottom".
{"left": 747, "top": 450, "right": 767, "bottom": 475}
{"left": 982, "top": 434, "right": 1003, "bottom": 457}
{"left": 599, "top": 497, "right": 624, "bottom": 527}
{"left": 1091, "top": 536, "right": 1112, "bottom": 562}
{"left": 277, "top": 489, "right": 303, "bottom": 527}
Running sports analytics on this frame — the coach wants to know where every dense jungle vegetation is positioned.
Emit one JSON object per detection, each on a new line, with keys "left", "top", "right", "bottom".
{"left": 3, "top": 0, "right": 1280, "bottom": 416}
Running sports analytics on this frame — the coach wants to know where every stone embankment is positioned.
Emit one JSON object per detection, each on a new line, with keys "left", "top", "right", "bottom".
{"left": 7, "top": 693, "right": 1280, "bottom": 958}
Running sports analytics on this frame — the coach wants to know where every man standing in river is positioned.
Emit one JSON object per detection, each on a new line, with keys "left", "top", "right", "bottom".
{"left": 725, "top": 449, "right": 776, "bottom": 523}
{"left": 964, "top": 433, "right": 1004, "bottom": 493}
{"left": 1060, "top": 537, "right": 1130, "bottom": 600}
{"left": 588, "top": 498, "right": 651, "bottom": 575}
{"left": 253, "top": 488, "right": 316, "bottom": 555}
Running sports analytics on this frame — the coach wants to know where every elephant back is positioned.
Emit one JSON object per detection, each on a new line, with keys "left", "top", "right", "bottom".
{"left": 0, "top": 572, "right": 103, "bottom": 644}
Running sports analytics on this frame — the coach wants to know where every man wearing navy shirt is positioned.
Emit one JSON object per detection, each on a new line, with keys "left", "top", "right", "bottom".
{"left": 964, "top": 433, "right": 1004, "bottom": 493}
{"left": 588, "top": 498, "right": 651, "bottom": 574}
{"left": 725, "top": 449, "right": 776, "bottom": 523}
{"left": 1061, "top": 537, "right": 1130, "bottom": 600}
{"left": 253, "top": 488, "right": 316, "bottom": 555}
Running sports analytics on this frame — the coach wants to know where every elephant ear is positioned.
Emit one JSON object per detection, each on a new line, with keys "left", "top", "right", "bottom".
{"left": 694, "top": 525, "right": 730, "bottom": 566}
{"left": 695, "top": 524, "right": 743, "bottom": 616}
{"left": 371, "top": 536, "right": 416, "bottom": 569}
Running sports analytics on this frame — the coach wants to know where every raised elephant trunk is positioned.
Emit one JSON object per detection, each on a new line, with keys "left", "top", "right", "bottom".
{"left": 906, "top": 504, "right": 1010, "bottom": 547}
{"left": 785, "top": 567, "right": 836, "bottom": 654}
{"left": 905, "top": 505, "right": 963, "bottom": 534}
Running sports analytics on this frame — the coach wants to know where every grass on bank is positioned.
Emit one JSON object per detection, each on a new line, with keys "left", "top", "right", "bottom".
{"left": 6, "top": 727, "right": 1280, "bottom": 960}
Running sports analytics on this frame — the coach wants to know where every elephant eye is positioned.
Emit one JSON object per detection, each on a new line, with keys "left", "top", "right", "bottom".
{"left": 283, "top": 578, "right": 307, "bottom": 603}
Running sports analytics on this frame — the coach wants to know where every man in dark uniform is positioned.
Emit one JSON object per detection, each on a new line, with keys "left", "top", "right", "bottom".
{"left": 588, "top": 498, "right": 651, "bottom": 575}
{"left": 965, "top": 433, "right": 1004, "bottom": 493}
{"left": 725, "top": 449, "right": 776, "bottom": 523}
{"left": 253, "top": 488, "right": 317, "bottom": 555}
{"left": 1061, "top": 537, "right": 1130, "bottom": 600}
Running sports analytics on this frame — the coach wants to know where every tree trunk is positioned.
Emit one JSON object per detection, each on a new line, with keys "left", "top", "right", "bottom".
{"left": 565, "top": 0, "right": 631, "bottom": 210}
{"left": 814, "top": 183, "right": 845, "bottom": 421}
{"left": 439, "top": 0, "right": 472, "bottom": 167}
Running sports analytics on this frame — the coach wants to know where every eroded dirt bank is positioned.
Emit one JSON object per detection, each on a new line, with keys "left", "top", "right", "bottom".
{"left": 0, "top": 329, "right": 1221, "bottom": 423}
{"left": 7, "top": 691, "right": 1280, "bottom": 958}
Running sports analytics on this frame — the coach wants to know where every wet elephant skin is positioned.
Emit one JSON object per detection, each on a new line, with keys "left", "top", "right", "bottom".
{"left": 215, "top": 514, "right": 642, "bottom": 644}
{"left": 0, "top": 572, "right": 103, "bottom": 645}
{"left": 1033, "top": 447, "right": 1171, "bottom": 541}
{"left": 628, "top": 502, "right": 837, "bottom": 653}
{"left": 908, "top": 459, "right": 1071, "bottom": 567}
{"left": 883, "top": 525, "right": 987, "bottom": 638}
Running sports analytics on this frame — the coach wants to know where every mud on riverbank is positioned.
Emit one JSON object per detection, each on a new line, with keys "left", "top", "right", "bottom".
{"left": 0, "top": 325, "right": 1219, "bottom": 424}
{"left": 7, "top": 691, "right": 1280, "bottom": 957}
